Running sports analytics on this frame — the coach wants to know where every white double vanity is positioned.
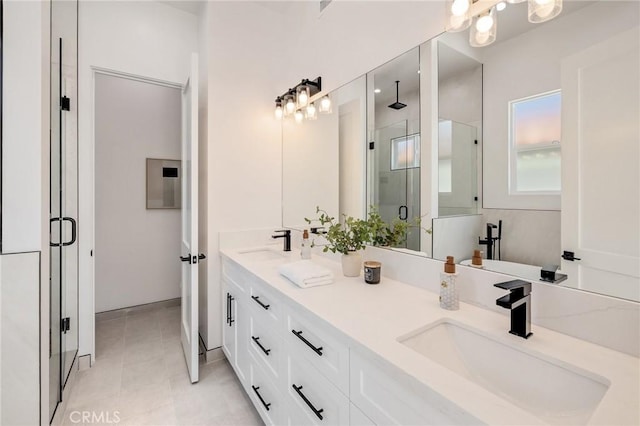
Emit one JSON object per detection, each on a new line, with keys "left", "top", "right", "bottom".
{"left": 220, "top": 244, "right": 639, "bottom": 426}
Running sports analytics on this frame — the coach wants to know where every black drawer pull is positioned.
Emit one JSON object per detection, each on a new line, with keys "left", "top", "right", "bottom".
{"left": 229, "top": 294, "right": 235, "bottom": 325}
{"left": 252, "top": 385, "right": 271, "bottom": 411}
{"left": 251, "top": 336, "right": 271, "bottom": 355}
{"left": 251, "top": 295, "right": 270, "bottom": 310}
{"left": 226, "top": 293, "right": 231, "bottom": 325}
{"left": 292, "top": 384, "right": 324, "bottom": 420}
{"left": 291, "top": 329, "right": 323, "bottom": 356}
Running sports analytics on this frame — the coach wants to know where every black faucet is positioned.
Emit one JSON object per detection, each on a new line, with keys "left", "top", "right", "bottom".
{"left": 494, "top": 280, "right": 532, "bottom": 339}
{"left": 272, "top": 229, "right": 291, "bottom": 252}
{"left": 479, "top": 220, "right": 502, "bottom": 260}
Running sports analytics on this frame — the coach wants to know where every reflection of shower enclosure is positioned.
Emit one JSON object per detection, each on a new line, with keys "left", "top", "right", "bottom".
{"left": 438, "top": 119, "right": 478, "bottom": 217}
{"left": 371, "top": 120, "right": 421, "bottom": 251}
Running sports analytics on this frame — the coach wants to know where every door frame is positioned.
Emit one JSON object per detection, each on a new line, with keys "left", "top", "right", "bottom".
{"left": 84, "top": 67, "right": 183, "bottom": 365}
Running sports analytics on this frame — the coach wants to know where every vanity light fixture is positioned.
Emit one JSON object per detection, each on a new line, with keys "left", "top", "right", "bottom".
{"left": 274, "top": 77, "right": 322, "bottom": 120}
{"left": 446, "top": 0, "right": 562, "bottom": 47}
{"left": 274, "top": 96, "right": 284, "bottom": 120}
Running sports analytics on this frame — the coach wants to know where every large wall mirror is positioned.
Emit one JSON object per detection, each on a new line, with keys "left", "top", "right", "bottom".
{"left": 281, "top": 0, "right": 639, "bottom": 303}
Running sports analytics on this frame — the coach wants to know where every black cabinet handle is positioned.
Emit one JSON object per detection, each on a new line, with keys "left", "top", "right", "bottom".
{"left": 228, "top": 294, "right": 235, "bottom": 325}
{"left": 226, "top": 293, "right": 231, "bottom": 325}
{"left": 292, "top": 384, "right": 324, "bottom": 420}
{"left": 291, "top": 329, "right": 323, "bottom": 356}
{"left": 251, "top": 336, "right": 271, "bottom": 356}
{"left": 252, "top": 386, "right": 271, "bottom": 411}
{"left": 251, "top": 295, "right": 270, "bottom": 310}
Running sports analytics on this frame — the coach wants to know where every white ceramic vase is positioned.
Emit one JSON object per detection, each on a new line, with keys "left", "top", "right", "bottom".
{"left": 341, "top": 251, "right": 362, "bottom": 277}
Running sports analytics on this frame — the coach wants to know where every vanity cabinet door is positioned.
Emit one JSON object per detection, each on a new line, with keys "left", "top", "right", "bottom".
{"left": 248, "top": 313, "right": 284, "bottom": 385}
{"left": 222, "top": 280, "right": 249, "bottom": 383}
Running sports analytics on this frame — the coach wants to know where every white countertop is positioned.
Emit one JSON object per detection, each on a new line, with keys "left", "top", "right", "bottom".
{"left": 220, "top": 247, "right": 640, "bottom": 425}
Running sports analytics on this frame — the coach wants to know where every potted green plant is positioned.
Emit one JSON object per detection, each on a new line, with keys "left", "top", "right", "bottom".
{"left": 305, "top": 207, "right": 370, "bottom": 277}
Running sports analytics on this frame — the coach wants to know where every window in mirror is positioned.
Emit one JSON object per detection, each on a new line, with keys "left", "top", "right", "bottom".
{"left": 390, "top": 134, "right": 420, "bottom": 171}
{"left": 509, "top": 90, "right": 561, "bottom": 193}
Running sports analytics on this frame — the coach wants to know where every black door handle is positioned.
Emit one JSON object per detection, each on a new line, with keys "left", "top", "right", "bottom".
{"left": 50, "top": 217, "right": 62, "bottom": 247}
{"left": 398, "top": 205, "right": 408, "bottom": 220}
{"left": 198, "top": 253, "right": 206, "bottom": 261}
{"left": 180, "top": 255, "right": 191, "bottom": 263}
{"left": 561, "top": 251, "right": 581, "bottom": 261}
{"left": 62, "top": 217, "right": 77, "bottom": 246}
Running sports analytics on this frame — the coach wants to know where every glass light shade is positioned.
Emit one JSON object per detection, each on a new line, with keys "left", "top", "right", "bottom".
{"left": 528, "top": 0, "right": 562, "bottom": 23}
{"left": 469, "top": 8, "right": 497, "bottom": 47}
{"left": 297, "top": 85, "right": 310, "bottom": 108}
{"left": 285, "top": 96, "right": 296, "bottom": 115}
{"left": 496, "top": 1, "right": 507, "bottom": 11}
{"left": 305, "top": 103, "right": 317, "bottom": 120}
{"left": 294, "top": 110, "right": 304, "bottom": 123}
{"left": 318, "top": 95, "right": 332, "bottom": 113}
{"left": 445, "top": 0, "right": 472, "bottom": 32}
{"left": 274, "top": 104, "right": 283, "bottom": 120}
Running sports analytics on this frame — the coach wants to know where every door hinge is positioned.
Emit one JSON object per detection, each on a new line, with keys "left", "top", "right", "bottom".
{"left": 61, "top": 96, "right": 70, "bottom": 111}
{"left": 474, "top": 139, "right": 478, "bottom": 145}
{"left": 369, "top": 142, "right": 375, "bottom": 150}
{"left": 61, "top": 317, "right": 70, "bottom": 333}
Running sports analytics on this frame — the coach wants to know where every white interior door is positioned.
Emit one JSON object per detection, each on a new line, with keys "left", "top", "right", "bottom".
{"left": 561, "top": 27, "right": 640, "bottom": 302}
{"left": 181, "top": 53, "right": 199, "bottom": 382}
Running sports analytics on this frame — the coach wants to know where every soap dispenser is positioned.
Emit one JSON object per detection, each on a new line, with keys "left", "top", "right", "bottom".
{"left": 471, "top": 250, "right": 484, "bottom": 268}
{"left": 440, "top": 256, "right": 459, "bottom": 310}
{"left": 300, "top": 229, "right": 311, "bottom": 260}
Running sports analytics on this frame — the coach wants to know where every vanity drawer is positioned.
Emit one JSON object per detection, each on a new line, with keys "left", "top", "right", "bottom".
{"left": 248, "top": 313, "right": 283, "bottom": 384}
{"left": 285, "top": 355, "right": 349, "bottom": 426}
{"left": 248, "top": 280, "right": 282, "bottom": 329}
{"left": 249, "top": 359, "right": 283, "bottom": 426}
{"left": 285, "top": 307, "right": 349, "bottom": 394}
{"left": 350, "top": 351, "right": 463, "bottom": 426}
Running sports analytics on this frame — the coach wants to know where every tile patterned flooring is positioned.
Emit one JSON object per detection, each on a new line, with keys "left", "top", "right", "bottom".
{"left": 60, "top": 304, "right": 263, "bottom": 425}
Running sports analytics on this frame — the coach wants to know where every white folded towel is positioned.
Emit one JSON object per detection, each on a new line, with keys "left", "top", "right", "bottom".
{"left": 278, "top": 260, "right": 334, "bottom": 288}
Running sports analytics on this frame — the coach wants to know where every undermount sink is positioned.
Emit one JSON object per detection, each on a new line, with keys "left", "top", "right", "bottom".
{"left": 398, "top": 320, "right": 610, "bottom": 425}
{"left": 237, "top": 247, "right": 286, "bottom": 262}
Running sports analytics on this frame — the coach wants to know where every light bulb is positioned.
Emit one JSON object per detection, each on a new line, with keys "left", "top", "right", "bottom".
{"left": 528, "top": 0, "right": 562, "bottom": 23}
{"left": 374, "top": 89, "right": 381, "bottom": 94}
{"left": 294, "top": 110, "right": 304, "bottom": 123}
{"left": 274, "top": 105, "right": 283, "bottom": 120}
{"left": 496, "top": 1, "right": 507, "bottom": 11}
{"left": 285, "top": 97, "right": 295, "bottom": 114}
{"left": 306, "top": 103, "right": 317, "bottom": 120}
{"left": 450, "top": 0, "right": 469, "bottom": 16}
{"left": 319, "top": 95, "right": 332, "bottom": 113}
{"left": 297, "top": 85, "right": 310, "bottom": 108}
{"left": 476, "top": 14, "right": 494, "bottom": 32}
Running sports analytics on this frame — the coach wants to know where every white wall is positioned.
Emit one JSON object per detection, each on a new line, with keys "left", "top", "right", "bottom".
{"left": 481, "top": 1, "right": 639, "bottom": 211}
{"left": 79, "top": 0, "right": 198, "bottom": 359}
{"left": 94, "top": 74, "right": 182, "bottom": 312}
{"left": 2, "top": 0, "right": 48, "bottom": 253}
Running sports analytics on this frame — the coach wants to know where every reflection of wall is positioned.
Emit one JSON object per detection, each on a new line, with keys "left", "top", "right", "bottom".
{"left": 482, "top": 1, "right": 639, "bottom": 210}
{"left": 480, "top": 209, "right": 561, "bottom": 267}
{"left": 432, "top": 215, "right": 483, "bottom": 262}
{"left": 339, "top": 96, "right": 365, "bottom": 219}
{"left": 282, "top": 110, "right": 339, "bottom": 227}
{"left": 95, "top": 75, "right": 182, "bottom": 312}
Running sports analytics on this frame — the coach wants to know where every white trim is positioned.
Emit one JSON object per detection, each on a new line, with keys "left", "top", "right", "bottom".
{"left": 91, "top": 66, "right": 183, "bottom": 90}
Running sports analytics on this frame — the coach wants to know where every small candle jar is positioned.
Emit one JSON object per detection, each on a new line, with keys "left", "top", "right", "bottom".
{"left": 363, "top": 261, "right": 381, "bottom": 284}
